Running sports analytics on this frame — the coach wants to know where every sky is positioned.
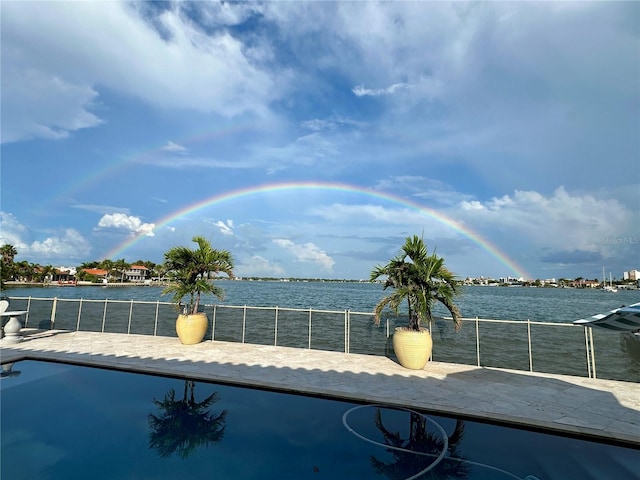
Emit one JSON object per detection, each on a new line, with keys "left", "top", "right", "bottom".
{"left": 1, "top": 1, "right": 639, "bottom": 281}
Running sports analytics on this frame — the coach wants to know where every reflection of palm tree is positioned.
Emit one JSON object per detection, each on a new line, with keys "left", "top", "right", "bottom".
{"left": 148, "top": 380, "right": 227, "bottom": 459}
{"left": 371, "top": 408, "right": 469, "bottom": 479}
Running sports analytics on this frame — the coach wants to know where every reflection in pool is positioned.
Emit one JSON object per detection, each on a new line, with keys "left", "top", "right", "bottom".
{"left": 0, "top": 360, "right": 637, "bottom": 479}
{"left": 148, "top": 380, "right": 227, "bottom": 459}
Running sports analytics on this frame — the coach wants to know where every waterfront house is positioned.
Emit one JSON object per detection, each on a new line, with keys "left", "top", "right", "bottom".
{"left": 80, "top": 268, "right": 109, "bottom": 283}
{"left": 124, "top": 265, "right": 149, "bottom": 282}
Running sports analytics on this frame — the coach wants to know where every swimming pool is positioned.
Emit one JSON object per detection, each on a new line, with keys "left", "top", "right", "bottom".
{"left": 1, "top": 360, "right": 637, "bottom": 479}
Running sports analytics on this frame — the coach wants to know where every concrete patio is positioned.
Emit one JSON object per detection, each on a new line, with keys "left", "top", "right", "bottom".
{"left": 1, "top": 329, "right": 639, "bottom": 447}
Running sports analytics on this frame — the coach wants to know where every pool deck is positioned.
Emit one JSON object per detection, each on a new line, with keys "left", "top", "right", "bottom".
{"left": 2, "top": 329, "right": 639, "bottom": 447}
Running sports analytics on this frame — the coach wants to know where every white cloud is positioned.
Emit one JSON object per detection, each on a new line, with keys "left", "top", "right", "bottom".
{"left": 0, "top": 212, "right": 91, "bottom": 261}
{"left": 73, "top": 204, "right": 130, "bottom": 214}
{"left": 457, "top": 187, "right": 635, "bottom": 257}
{"left": 161, "top": 141, "right": 188, "bottom": 154}
{"left": 237, "top": 255, "right": 285, "bottom": 277}
{"left": 309, "top": 203, "right": 453, "bottom": 239}
{"left": 212, "top": 219, "right": 234, "bottom": 236}
{"left": 273, "top": 238, "right": 335, "bottom": 272}
{"left": 97, "top": 213, "right": 155, "bottom": 237}
{"left": 0, "top": 212, "right": 29, "bottom": 251}
{"left": 352, "top": 82, "right": 410, "bottom": 97}
{"left": 460, "top": 201, "right": 485, "bottom": 211}
{"left": 30, "top": 229, "right": 91, "bottom": 259}
{"left": 1, "top": 68, "right": 103, "bottom": 143}
{"left": 2, "top": 1, "right": 285, "bottom": 143}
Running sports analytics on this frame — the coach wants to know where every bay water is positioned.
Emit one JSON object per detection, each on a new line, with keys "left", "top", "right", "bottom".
{"left": 3, "top": 282, "right": 639, "bottom": 382}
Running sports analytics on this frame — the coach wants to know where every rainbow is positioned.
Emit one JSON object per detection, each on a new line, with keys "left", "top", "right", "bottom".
{"left": 51, "top": 122, "right": 258, "bottom": 202}
{"left": 104, "top": 181, "right": 530, "bottom": 279}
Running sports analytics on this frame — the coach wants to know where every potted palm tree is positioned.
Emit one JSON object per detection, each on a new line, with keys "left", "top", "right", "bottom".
{"left": 162, "top": 236, "right": 234, "bottom": 345}
{"left": 370, "top": 235, "right": 462, "bottom": 369}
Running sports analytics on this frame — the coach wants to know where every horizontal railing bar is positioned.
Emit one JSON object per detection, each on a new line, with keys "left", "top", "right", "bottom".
{"left": 6, "top": 296, "right": 590, "bottom": 327}
{"left": 5, "top": 295, "right": 632, "bottom": 382}
{"left": 7, "top": 296, "right": 173, "bottom": 306}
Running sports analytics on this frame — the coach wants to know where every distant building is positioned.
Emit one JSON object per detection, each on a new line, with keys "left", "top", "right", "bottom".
{"left": 571, "top": 280, "right": 600, "bottom": 289}
{"left": 82, "top": 268, "right": 109, "bottom": 282}
{"left": 623, "top": 270, "right": 640, "bottom": 281}
{"left": 124, "top": 265, "right": 149, "bottom": 282}
{"left": 52, "top": 267, "right": 76, "bottom": 283}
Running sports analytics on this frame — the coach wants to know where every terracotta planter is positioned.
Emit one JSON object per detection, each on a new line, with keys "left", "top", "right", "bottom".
{"left": 392, "top": 327, "right": 433, "bottom": 369}
{"left": 176, "top": 312, "right": 208, "bottom": 345}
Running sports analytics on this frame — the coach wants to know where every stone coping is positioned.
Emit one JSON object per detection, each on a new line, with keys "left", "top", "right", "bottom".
{"left": 1, "top": 329, "right": 639, "bottom": 447}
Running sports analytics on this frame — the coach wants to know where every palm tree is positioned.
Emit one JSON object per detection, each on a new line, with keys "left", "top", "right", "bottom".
{"left": 112, "top": 258, "right": 130, "bottom": 282}
{"left": 162, "top": 236, "right": 234, "bottom": 314}
{"left": 370, "top": 235, "right": 462, "bottom": 331}
{"left": 0, "top": 244, "right": 18, "bottom": 285}
{"left": 37, "top": 265, "right": 56, "bottom": 283}
{"left": 148, "top": 380, "right": 227, "bottom": 458}
{"left": 0, "top": 244, "right": 17, "bottom": 264}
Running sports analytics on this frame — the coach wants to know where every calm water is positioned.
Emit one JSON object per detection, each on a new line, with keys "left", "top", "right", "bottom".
{"left": 1, "top": 360, "right": 637, "bottom": 480}
{"left": 4, "top": 281, "right": 639, "bottom": 321}
{"left": 3, "top": 283, "right": 640, "bottom": 382}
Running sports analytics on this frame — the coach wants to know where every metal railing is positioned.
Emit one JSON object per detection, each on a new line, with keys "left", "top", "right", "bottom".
{"left": 5, "top": 295, "right": 635, "bottom": 383}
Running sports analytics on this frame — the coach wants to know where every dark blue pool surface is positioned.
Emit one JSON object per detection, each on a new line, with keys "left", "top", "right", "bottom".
{"left": 1, "top": 360, "right": 637, "bottom": 479}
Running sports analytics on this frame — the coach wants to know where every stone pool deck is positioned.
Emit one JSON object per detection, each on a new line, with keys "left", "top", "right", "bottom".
{"left": 1, "top": 329, "right": 639, "bottom": 447}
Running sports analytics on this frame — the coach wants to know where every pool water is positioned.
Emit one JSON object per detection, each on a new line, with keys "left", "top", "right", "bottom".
{"left": 1, "top": 360, "right": 637, "bottom": 479}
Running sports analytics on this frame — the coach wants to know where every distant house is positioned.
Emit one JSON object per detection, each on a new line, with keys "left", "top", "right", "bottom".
{"left": 571, "top": 280, "right": 600, "bottom": 289}
{"left": 124, "top": 265, "right": 149, "bottom": 282}
{"left": 52, "top": 268, "right": 76, "bottom": 283}
{"left": 82, "top": 268, "right": 109, "bottom": 282}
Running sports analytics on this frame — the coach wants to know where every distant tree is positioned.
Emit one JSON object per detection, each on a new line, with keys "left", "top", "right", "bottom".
{"left": 37, "top": 265, "right": 56, "bottom": 283}
{"left": 112, "top": 258, "right": 130, "bottom": 282}
{"left": 80, "top": 261, "right": 99, "bottom": 270}
{"left": 0, "top": 244, "right": 18, "bottom": 285}
{"left": 0, "top": 244, "right": 17, "bottom": 264}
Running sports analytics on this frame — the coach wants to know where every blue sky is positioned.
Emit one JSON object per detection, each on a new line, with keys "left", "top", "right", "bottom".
{"left": 1, "top": 1, "right": 638, "bottom": 281}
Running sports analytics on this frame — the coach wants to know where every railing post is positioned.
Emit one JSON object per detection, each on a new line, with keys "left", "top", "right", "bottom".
{"left": 242, "top": 305, "right": 247, "bottom": 343}
{"left": 475, "top": 316, "right": 480, "bottom": 367}
{"left": 127, "top": 299, "right": 134, "bottom": 334}
{"left": 583, "top": 327, "right": 592, "bottom": 378}
{"left": 274, "top": 306, "right": 279, "bottom": 346}
{"left": 347, "top": 310, "right": 350, "bottom": 354}
{"left": 101, "top": 299, "right": 108, "bottom": 333}
{"left": 154, "top": 301, "right": 159, "bottom": 336}
{"left": 24, "top": 297, "right": 32, "bottom": 327}
{"left": 308, "top": 308, "right": 312, "bottom": 349}
{"left": 212, "top": 304, "right": 217, "bottom": 341}
{"left": 50, "top": 297, "right": 58, "bottom": 329}
{"left": 527, "top": 319, "right": 533, "bottom": 372}
{"left": 429, "top": 320, "right": 433, "bottom": 361}
{"left": 76, "top": 299, "right": 83, "bottom": 331}
{"left": 344, "top": 310, "right": 348, "bottom": 353}
{"left": 589, "top": 327, "right": 597, "bottom": 379}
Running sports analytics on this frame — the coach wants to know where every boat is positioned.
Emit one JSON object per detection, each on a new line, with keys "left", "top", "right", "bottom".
{"left": 601, "top": 267, "right": 618, "bottom": 293}
{"left": 57, "top": 280, "right": 77, "bottom": 287}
